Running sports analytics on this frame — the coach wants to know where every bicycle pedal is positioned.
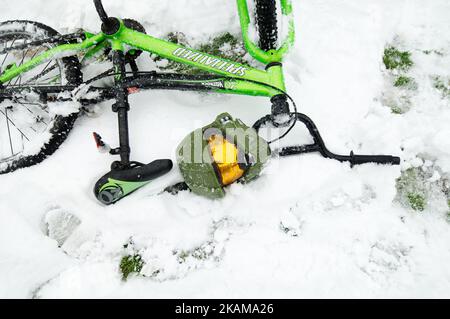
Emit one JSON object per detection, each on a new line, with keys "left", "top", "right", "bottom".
{"left": 92, "top": 132, "right": 111, "bottom": 153}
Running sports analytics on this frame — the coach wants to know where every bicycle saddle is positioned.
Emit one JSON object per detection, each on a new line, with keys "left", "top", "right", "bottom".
{"left": 94, "top": 159, "right": 173, "bottom": 205}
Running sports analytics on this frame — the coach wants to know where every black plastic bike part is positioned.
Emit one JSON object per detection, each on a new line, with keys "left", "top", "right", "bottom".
{"left": 111, "top": 50, "right": 132, "bottom": 165}
{"left": 271, "top": 94, "right": 290, "bottom": 118}
{"left": 94, "top": 0, "right": 108, "bottom": 22}
{"left": 101, "top": 17, "right": 121, "bottom": 35}
{"left": 127, "top": 58, "right": 140, "bottom": 77}
{"left": 265, "top": 61, "right": 283, "bottom": 70}
{"left": 0, "top": 20, "right": 82, "bottom": 175}
{"left": 254, "top": 112, "right": 401, "bottom": 166}
{"left": 347, "top": 151, "right": 401, "bottom": 166}
{"left": 94, "top": 159, "right": 174, "bottom": 205}
{"left": 96, "top": 159, "right": 173, "bottom": 184}
{"left": 93, "top": 0, "right": 120, "bottom": 36}
{"left": 255, "top": 0, "right": 278, "bottom": 51}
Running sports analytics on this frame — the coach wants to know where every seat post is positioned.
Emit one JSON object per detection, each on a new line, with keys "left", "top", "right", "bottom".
{"left": 94, "top": 0, "right": 109, "bottom": 25}
{"left": 111, "top": 50, "right": 131, "bottom": 166}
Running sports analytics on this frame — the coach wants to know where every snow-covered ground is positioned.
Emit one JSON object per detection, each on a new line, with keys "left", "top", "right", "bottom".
{"left": 1, "top": 0, "right": 449, "bottom": 298}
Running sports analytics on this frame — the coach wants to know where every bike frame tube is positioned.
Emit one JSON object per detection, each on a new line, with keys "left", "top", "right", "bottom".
{"left": 236, "top": 0, "right": 295, "bottom": 64}
{"left": 0, "top": 33, "right": 105, "bottom": 84}
{"left": 0, "top": 27, "right": 281, "bottom": 97}
{"left": 115, "top": 26, "right": 283, "bottom": 96}
{"left": 1, "top": 1, "right": 295, "bottom": 98}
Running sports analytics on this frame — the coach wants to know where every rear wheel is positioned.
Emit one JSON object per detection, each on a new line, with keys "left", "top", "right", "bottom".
{"left": 255, "top": 0, "right": 279, "bottom": 51}
{"left": 0, "top": 20, "right": 82, "bottom": 174}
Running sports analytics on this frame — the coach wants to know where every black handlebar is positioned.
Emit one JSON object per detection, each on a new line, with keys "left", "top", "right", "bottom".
{"left": 254, "top": 112, "right": 401, "bottom": 166}
{"left": 349, "top": 152, "right": 400, "bottom": 166}
{"left": 94, "top": 0, "right": 109, "bottom": 24}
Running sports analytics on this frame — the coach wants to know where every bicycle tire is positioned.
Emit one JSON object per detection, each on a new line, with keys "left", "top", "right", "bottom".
{"left": 255, "top": 0, "right": 278, "bottom": 51}
{"left": 0, "top": 20, "right": 82, "bottom": 174}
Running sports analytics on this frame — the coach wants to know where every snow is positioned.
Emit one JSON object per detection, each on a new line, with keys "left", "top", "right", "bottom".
{"left": 1, "top": 0, "right": 450, "bottom": 298}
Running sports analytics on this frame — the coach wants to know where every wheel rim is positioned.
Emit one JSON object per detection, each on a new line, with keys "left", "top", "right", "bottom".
{"left": 0, "top": 31, "right": 66, "bottom": 165}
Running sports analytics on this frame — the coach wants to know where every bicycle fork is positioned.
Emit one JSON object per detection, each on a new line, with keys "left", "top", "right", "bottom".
{"left": 93, "top": 51, "right": 173, "bottom": 205}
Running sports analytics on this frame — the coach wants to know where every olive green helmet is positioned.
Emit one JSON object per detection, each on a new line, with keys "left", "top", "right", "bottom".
{"left": 176, "top": 113, "right": 271, "bottom": 199}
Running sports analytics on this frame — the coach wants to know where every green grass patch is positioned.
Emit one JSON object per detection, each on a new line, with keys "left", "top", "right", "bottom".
{"left": 396, "top": 166, "right": 450, "bottom": 214}
{"left": 432, "top": 76, "right": 450, "bottom": 98}
{"left": 386, "top": 95, "right": 412, "bottom": 114}
{"left": 198, "top": 33, "right": 245, "bottom": 63}
{"left": 166, "top": 32, "right": 189, "bottom": 46}
{"left": 394, "top": 76, "right": 411, "bottom": 87}
{"left": 396, "top": 168, "right": 427, "bottom": 212}
{"left": 390, "top": 105, "right": 404, "bottom": 114}
{"left": 394, "top": 76, "right": 415, "bottom": 88}
{"left": 120, "top": 254, "right": 144, "bottom": 280}
{"left": 407, "top": 193, "right": 426, "bottom": 211}
{"left": 381, "top": 44, "right": 417, "bottom": 113}
{"left": 176, "top": 242, "right": 215, "bottom": 264}
{"left": 383, "top": 47, "right": 414, "bottom": 71}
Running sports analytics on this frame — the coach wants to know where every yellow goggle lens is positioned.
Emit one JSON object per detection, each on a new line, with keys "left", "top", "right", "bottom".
{"left": 208, "top": 135, "right": 245, "bottom": 186}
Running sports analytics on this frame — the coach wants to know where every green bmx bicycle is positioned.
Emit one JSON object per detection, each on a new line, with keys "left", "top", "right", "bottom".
{"left": 0, "top": 0, "right": 399, "bottom": 205}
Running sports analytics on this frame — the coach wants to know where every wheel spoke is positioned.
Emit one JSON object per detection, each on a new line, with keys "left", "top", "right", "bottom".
{"left": 39, "top": 60, "right": 53, "bottom": 76}
{"left": 21, "top": 131, "right": 25, "bottom": 150}
{"left": 19, "top": 102, "right": 49, "bottom": 126}
{"left": 13, "top": 48, "right": 29, "bottom": 85}
{"left": 4, "top": 107, "right": 14, "bottom": 155}
{"left": 25, "top": 62, "right": 58, "bottom": 84}
{"left": 1, "top": 38, "right": 17, "bottom": 67}
{"left": 13, "top": 100, "right": 50, "bottom": 115}
{"left": 0, "top": 108, "right": 30, "bottom": 141}
{"left": 18, "top": 47, "right": 40, "bottom": 85}
{"left": 6, "top": 39, "right": 27, "bottom": 86}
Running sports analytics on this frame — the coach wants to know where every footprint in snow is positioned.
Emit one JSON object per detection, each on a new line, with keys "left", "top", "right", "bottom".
{"left": 44, "top": 208, "right": 81, "bottom": 248}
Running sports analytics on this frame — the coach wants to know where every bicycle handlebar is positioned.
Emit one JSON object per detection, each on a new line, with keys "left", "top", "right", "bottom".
{"left": 254, "top": 112, "right": 401, "bottom": 166}
{"left": 279, "top": 147, "right": 400, "bottom": 165}
{"left": 349, "top": 153, "right": 400, "bottom": 166}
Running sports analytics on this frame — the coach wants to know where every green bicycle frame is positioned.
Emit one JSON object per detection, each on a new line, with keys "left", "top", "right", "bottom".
{"left": 0, "top": 0, "right": 295, "bottom": 98}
